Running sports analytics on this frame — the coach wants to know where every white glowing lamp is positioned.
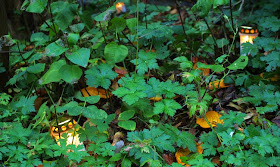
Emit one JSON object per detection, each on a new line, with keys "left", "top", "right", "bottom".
{"left": 239, "top": 26, "right": 259, "bottom": 55}
{"left": 50, "top": 117, "right": 83, "bottom": 147}
{"left": 115, "top": 2, "right": 126, "bottom": 14}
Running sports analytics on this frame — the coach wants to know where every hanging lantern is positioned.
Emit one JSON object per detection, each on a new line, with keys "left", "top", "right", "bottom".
{"left": 239, "top": 26, "right": 259, "bottom": 55}
{"left": 50, "top": 117, "right": 83, "bottom": 147}
{"left": 115, "top": 2, "right": 126, "bottom": 14}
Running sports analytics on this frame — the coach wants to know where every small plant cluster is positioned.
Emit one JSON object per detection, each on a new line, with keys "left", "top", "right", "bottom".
{"left": 1, "top": 0, "right": 280, "bottom": 166}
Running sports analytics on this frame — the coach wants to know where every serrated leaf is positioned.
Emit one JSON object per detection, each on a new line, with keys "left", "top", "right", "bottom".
{"left": 153, "top": 99, "right": 181, "bottom": 116}
{"left": 59, "top": 64, "right": 82, "bottom": 83}
{"left": 85, "top": 63, "right": 118, "bottom": 89}
{"left": 66, "top": 48, "right": 90, "bottom": 67}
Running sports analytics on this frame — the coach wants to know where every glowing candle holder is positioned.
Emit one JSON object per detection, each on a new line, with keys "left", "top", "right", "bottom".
{"left": 50, "top": 117, "right": 83, "bottom": 147}
{"left": 115, "top": 2, "right": 126, "bottom": 14}
{"left": 239, "top": 26, "right": 259, "bottom": 55}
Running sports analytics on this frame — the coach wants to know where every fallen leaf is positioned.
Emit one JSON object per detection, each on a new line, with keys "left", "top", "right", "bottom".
{"left": 208, "top": 79, "right": 229, "bottom": 90}
{"left": 196, "top": 111, "right": 223, "bottom": 128}
{"left": 81, "top": 87, "right": 111, "bottom": 99}
{"left": 175, "top": 143, "right": 203, "bottom": 166}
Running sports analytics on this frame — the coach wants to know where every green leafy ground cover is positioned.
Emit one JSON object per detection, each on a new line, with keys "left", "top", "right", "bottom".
{"left": 1, "top": 0, "right": 280, "bottom": 166}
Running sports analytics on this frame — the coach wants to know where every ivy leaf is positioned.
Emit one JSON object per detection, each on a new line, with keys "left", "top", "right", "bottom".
{"left": 67, "top": 33, "right": 80, "bottom": 45}
{"left": 45, "top": 42, "right": 68, "bottom": 57}
{"left": 216, "top": 38, "right": 229, "bottom": 48}
{"left": 30, "top": 32, "right": 49, "bottom": 46}
{"left": 66, "top": 48, "right": 90, "bottom": 68}
{"left": 126, "top": 18, "right": 137, "bottom": 33}
{"left": 227, "top": 56, "right": 248, "bottom": 70}
{"left": 85, "top": 63, "right": 118, "bottom": 89}
{"left": 153, "top": 99, "right": 181, "bottom": 116}
{"left": 27, "top": 63, "right": 45, "bottom": 74}
{"left": 110, "top": 17, "right": 126, "bottom": 33}
{"left": 50, "top": 1, "right": 79, "bottom": 30}
{"left": 104, "top": 42, "right": 128, "bottom": 65}
{"left": 40, "top": 59, "right": 66, "bottom": 84}
{"left": 59, "top": 64, "right": 82, "bottom": 83}
{"left": 26, "top": 0, "right": 47, "bottom": 13}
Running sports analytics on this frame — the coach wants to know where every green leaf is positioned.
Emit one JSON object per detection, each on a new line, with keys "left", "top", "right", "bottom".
{"left": 126, "top": 18, "right": 137, "bottom": 33}
{"left": 153, "top": 99, "right": 181, "bottom": 116}
{"left": 27, "top": 63, "right": 45, "bottom": 74}
{"left": 45, "top": 42, "right": 68, "bottom": 57}
{"left": 83, "top": 106, "right": 107, "bottom": 119}
{"left": 67, "top": 33, "right": 80, "bottom": 45}
{"left": 131, "top": 50, "right": 159, "bottom": 75}
{"left": 94, "top": 6, "right": 115, "bottom": 21}
{"left": 76, "top": 95, "right": 100, "bottom": 104}
{"left": 118, "top": 110, "right": 135, "bottom": 121}
{"left": 59, "top": 64, "right": 82, "bottom": 83}
{"left": 259, "top": 16, "right": 280, "bottom": 32}
{"left": 174, "top": 56, "right": 193, "bottom": 69}
{"left": 70, "top": 23, "right": 85, "bottom": 33}
{"left": 110, "top": 17, "right": 126, "bottom": 33}
{"left": 51, "top": 1, "right": 79, "bottom": 30}
{"left": 216, "top": 38, "right": 229, "bottom": 48}
{"left": 113, "top": 77, "right": 148, "bottom": 105}
{"left": 104, "top": 42, "right": 128, "bottom": 64}
{"left": 118, "top": 120, "right": 136, "bottom": 131}
{"left": 40, "top": 59, "right": 66, "bottom": 84}
{"left": 197, "top": 62, "right": 225, "bottom": 72}
{"left": 109, "top": 153, "right": 122, "bottom": 162}
{"left": 30, "top": 32, "right": 49, "bottom": 46}
{"left": 121, "top": 158, "right": 132, "bottom": 167}
{"left": 26, "top": 0, "right": 47, "bottom": 13}
{"left": 14, "top": 96, "right": 37, "bottom": 115}
{"left": 66, "top": 48, "right": 90, "bottom": 67}
{"left": 227, "top": 56, "right": 248, "bottom": 70}
{"left": 85, "top": 63, "right": 118, "bottom": 89}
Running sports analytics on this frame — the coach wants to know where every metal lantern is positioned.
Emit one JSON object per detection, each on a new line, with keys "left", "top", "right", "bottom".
{"left": 239, "top": 26, "right": 259, "bottom": 55}
{"left": 50, "top": 117, "right": 83, "bottom": 147}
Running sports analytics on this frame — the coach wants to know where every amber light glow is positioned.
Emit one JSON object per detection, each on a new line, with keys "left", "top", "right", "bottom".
{"left": 115, "top": 2, "right": 126, "bottom": 14}
{"left": 50, "top": 117, "right": 83, "bottom": 147}
{"left": 239, "top": 26, "right": 259, "bottom": 55}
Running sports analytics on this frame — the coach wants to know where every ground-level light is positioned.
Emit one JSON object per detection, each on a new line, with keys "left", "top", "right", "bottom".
{"left": 50, "top": 117, "right": 83, "bottom": 147}
{"left": 239, "top": 26, "right": 259, "bottom": 55}
{"left": 115, "top": 2, "right": 126, "bottom": 14}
